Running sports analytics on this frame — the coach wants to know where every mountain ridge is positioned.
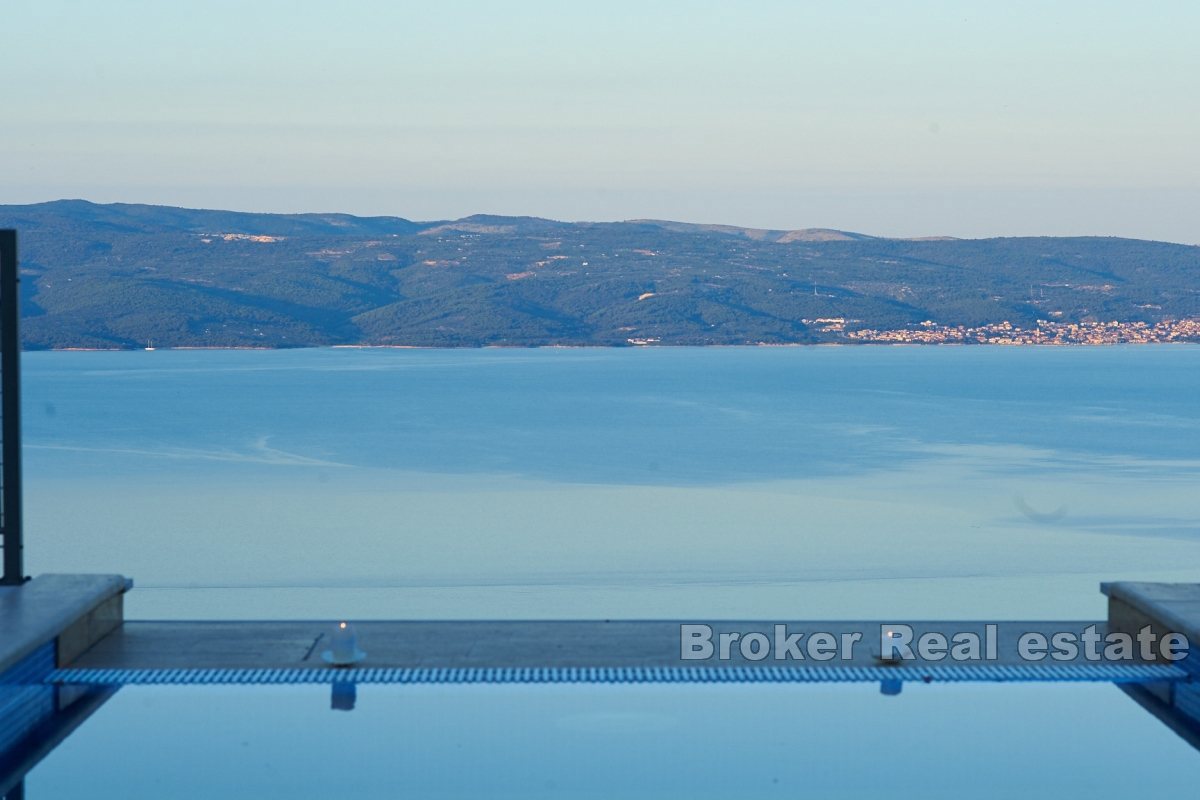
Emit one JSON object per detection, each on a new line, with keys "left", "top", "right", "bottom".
{"left": 2, "top": 200, "right": 1198, "bottom": 349}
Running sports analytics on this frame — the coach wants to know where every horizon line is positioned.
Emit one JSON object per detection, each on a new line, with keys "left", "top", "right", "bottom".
{"left": 2, "top": 197, "right": 1197, "bottom": 247}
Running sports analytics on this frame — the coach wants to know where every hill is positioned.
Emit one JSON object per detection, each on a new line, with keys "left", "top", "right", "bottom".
{"left": 2, "top": 200, "right": 1199, "bottom": 348}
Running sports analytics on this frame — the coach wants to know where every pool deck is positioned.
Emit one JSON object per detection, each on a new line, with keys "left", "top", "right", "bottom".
{"left": 3, "top": 575, "right": 1199, "bottom": 675}
{"left": 66, "top": 619, "right": 1125, "bottom": 670}
{"left": 3, "top": 574, "right": 1199, "bottom": 789}
{"left": 3, "top": 578, "right": 1200, "bottom": 794}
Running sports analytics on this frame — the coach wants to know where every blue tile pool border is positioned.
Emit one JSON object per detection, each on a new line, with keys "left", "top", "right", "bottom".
{"left": 47, "top": 662, "right": 1190, "bottom": 686}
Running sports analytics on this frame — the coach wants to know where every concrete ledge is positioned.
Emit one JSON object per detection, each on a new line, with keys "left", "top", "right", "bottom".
{"left": 1102, "top": 582, "right": 1200, "bottom": 647}
{"left": 0, "top": 574, "right": 129, "bottom": 675}
{"left": 1103, "top": 581, "right": 1200, "bottom": 713}
{"left": 57, "top": 592, "right": 124, "bottom": 667}
{"left": 72, "top": 620, "right": 1120, "bottom": 671}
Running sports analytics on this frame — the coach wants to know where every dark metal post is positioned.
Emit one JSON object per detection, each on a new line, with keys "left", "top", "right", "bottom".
{"left": 1, "top": 229, "right": 24, "bottom": 585}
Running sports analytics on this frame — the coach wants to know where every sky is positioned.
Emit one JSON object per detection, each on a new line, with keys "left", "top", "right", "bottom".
{"left": 2, "top": 1, "right": 1198, "bottom": 241}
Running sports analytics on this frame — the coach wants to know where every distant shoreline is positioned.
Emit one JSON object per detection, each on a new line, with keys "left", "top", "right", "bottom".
{"left": 9, "top": 201, "right": 1200, "bottom": 353}
{"left": 30, "top": 340, "right": 1199, "bottom": 353}
{"left": 31, "top": 318, "right": 1200, "bottom": 351}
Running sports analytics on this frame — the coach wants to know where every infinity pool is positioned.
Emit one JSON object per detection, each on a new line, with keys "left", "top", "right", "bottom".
{"left": 14, "top": 347, "right": 1200, "bottom": 796}
{"left": 24, "top": 682, "right": 1199, "bottom": 799}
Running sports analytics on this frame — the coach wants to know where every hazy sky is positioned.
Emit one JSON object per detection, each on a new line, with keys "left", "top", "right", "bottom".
{"left": 3, "top": 1, "right": 1197, "bottom": 241}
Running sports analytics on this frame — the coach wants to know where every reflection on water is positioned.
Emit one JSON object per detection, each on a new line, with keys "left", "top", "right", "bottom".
{"left": 330, "top": 681, "right": 356, "bottom": 711}
{"left": 0, "top": 684, "right": 114, "bottom": 800}
{"left": 10, "top": 682, "right": 1198, "bottom": 799}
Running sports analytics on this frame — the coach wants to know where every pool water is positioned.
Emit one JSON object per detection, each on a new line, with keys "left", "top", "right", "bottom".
{"left": 26, "top": 682, "right": 1198, "bottom": 798}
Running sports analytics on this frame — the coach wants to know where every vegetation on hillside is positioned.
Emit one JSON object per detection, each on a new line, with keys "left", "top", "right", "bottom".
{"left": 3, "top": 200, "right": 1198, "bottom": 349}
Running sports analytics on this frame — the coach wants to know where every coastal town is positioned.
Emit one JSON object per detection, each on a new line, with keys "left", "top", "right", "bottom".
{"left": 841, "top": 318, "right": 1200, "bottom": 345}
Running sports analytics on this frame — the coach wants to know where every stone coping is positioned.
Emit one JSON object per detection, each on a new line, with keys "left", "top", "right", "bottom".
{"left": 1102, "top": 582, "right": 1200, "bottom": 642}
{"left": 0, "top": 574, "right": 129, "bottom": 675}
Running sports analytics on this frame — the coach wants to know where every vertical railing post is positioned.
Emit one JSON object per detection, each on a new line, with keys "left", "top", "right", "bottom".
{"left": 1, "top": 229, "right": 25, "bottom": 585}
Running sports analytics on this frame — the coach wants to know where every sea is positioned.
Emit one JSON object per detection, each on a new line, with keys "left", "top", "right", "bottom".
{"left": 22, "top": 344, "right": 1200, "bottom": 621}
{"left": 18, "top": 345, "right": 1200, "bottom": 798}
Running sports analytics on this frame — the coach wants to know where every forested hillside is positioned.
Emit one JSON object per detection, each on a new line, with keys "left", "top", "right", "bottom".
{"left": 3, "top": 200, "right": 1198, "bottom": 348}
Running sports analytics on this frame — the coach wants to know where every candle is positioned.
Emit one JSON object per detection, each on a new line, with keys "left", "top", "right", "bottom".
{"left": 324, "top": 621, "right": 366, "bottom": 666}
{"left": 877, "top": 628, "right": 905, "bottom": 663}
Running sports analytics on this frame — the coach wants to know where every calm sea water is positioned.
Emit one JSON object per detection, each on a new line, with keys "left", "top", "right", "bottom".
{"left": 18, "top": 346, "right": 1200, "bottom": 797}
{"left": 21, "top": 345, "right": 1200, "bottom": 619}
